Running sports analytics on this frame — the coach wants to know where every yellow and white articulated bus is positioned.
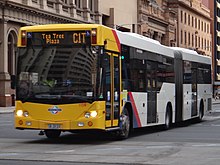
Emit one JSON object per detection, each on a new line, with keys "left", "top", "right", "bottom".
{"left": 14, "top": 24, "right": 212, "bottom": 139}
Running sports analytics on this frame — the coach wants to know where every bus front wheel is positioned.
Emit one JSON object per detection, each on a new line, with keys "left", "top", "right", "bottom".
{"left": 45, "top": 130, "right": 61, "bottom": 139}
{"left": 117, "top": 108, "right": 130, "bottom": 139}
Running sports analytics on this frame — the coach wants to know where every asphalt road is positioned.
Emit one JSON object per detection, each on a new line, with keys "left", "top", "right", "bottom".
{"left": 1, "top": 104, "right": 220, "bottom": 165}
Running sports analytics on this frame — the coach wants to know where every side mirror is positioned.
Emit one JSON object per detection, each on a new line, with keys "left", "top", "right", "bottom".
{"left": 11, "top": 75, "right": 16, "bottom": 89}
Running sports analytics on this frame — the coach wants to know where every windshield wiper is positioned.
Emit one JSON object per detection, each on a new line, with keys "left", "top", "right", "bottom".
{"left": 35, "top": 94, "right": 61, "bottom": 99}
{"left": 61, "top": 95, "right": 95, "bottom": 104}
{"left": 33, "top": 93, "right": 95, "bottom": 104}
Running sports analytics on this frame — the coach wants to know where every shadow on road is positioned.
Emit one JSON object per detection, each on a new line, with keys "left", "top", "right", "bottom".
{"left": 23, "top": 117, "right": 209, "bottom": 145}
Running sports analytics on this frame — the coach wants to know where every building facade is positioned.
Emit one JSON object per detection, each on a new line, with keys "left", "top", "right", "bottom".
{"left": 0, "top": 0, "right": 214, "bottom": 106}
{"left": 210, "top": 0, "right": 220, "bottom": 91}
{"left": 137, "top": 0, "right": 177, "bottom": 46}
{"left": 168, "top": 0, "right": 212, "bottom": 56}
{"left": 0, "top": 0, "right": 101, "bottom": 106}
{"left": 100, "top": 0, "right": 138, "bottom": 32}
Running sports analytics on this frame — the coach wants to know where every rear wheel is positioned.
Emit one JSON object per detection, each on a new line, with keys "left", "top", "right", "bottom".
{"left": 198, "top": 101, "right": 204, "bottom": 122}
{"left": 45, "top": 130, "right": 61, "bottom": 139}
{"left": 164, "top": 106, "right": 172, "bottom": 130}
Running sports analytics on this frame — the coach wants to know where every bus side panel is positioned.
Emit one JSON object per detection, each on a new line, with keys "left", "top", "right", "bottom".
{"left": 128, "top": 92, "right": 147, "bottom": 128}
{"left": 197, "top": 84, "right": 212, "bottom": 114}
{"left": 157, "top": 83, "right": 175, "bottom": 125}
{"left": 182, "top": 84, "right": 192, "bottom": 120}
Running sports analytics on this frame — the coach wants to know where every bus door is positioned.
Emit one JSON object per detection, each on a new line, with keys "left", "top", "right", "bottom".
{"left": 103, "top": 52, "right": 120, "bottom": 128}
{"left": 191, "top": 66, "right": 197, "bottom": 117}
{"left": 146, "top": 61, "right": 157, "bottom": 124}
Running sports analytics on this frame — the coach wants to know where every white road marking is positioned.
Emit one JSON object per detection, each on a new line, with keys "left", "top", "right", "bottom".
{"left": 211, "top": 124, "right": 220, "bottom": 126}
{"left": 45, "top": 149, "right": 75, "bottom": 153}
{"left": 0, "top": 153, "right": 20, "bottom": 156}
{"left": 96, "top": 148, "right": 122, "bottom": 151}
{"left": 192, "top": 144, "right": 220, "bottom": 147}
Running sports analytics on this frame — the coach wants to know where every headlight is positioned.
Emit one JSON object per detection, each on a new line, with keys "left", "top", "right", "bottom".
{"left": 23, "top": 111, "right": 29, "bottom": 117}
{"left": 90, "top": 111, "right": 98, "bottom": 118}
{"left": 85, "top": 112, "right": 90, "bottom": 118}
{"left": 84, "top": 111, "right": 98, "bottom": 118}
{"left": 16, "top": 110, "right": 23, "bottom": 117}
{"left": 16, "top": 110, "right": 29, "bottom": 117}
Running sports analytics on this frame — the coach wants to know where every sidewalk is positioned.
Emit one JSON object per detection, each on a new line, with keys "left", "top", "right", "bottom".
{"left": 0, "top": 106, "right": 15, "bottom": 114}
{"left": 212, "top": 98, "right": 220, "bottom": 104}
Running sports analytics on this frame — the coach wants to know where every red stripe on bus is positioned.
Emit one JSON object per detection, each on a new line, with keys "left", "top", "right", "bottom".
{"left": 112, "top": 30, "right": 121, "bottom": 52}
{"left": 128, "top": 92, "right": 142, "bottom": 127}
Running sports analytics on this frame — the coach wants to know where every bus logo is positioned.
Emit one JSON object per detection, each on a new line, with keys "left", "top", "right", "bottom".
{"left": 48, "top": 106, "right": 62, "bottom": 114}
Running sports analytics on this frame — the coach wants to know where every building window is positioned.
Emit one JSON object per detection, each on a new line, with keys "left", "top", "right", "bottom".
{"left": 188, "top": 32, "right": 190, "bottom": 46}
{"left": 192, "top": 34, "right": 194, "bottom": 47}
{"left": 195, "top": 18, "right": 197, "bottom": 28}
{"left": 32, "top": 0, "right": 38, "bottom": 3}
{"left": 184, "top": 12, "right": 187, "bottom": 24}
{"left": 202, "top": 37, "right": 204, "bottom": 49}
{"left": 75, "top": 0, "right": 81, "bottom": 8}
{"left": 180, "top": 10, "right": 183, "bottom": 23}
{"left": 185, "top": 31, "right": 187, "bottom": 45}
{"left": 61, "top": 0, "right": 68, "bottom": 4}
{"left": 89, "top": 0, "right": 95, "bottom": 12}
{"left": 181, "top": 30, "right": 183, "bottom": 44}
{"left": 201, "top": 21, "right": 203, "bottom": 31}
{"left": 192, "top": 16, "right": 194, "bottom": 27}
{"left": 195, "top": 36, "right": 197, "bottom": 47}
{"left": 207, "top": 23, "right": 209, "bottom": 33}
{"left": 47, "top": 0, "right": 55, "bottom": 8}
{"left": 208, "top": 41, "right": 210, "bottom": 51}
{"left": 188, "top": 14, "right": 190, "bottom": 26}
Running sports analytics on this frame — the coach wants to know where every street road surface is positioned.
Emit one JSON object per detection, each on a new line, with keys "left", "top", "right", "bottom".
{"left": 1, "top": 103, "right": 220, "bottom": 165}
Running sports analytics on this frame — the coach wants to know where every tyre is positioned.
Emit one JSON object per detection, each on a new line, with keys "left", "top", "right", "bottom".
{"left": 117, "top": 108, "right": 130, "bottom": 139}
{"left": 164, "top": 106, "right": 172, "bottom": 130}
{"left": 45, "top": 130, "right": 61, "bottom": 139}
{"left": 197, "top": 101, "right": 204, "bottom": 122}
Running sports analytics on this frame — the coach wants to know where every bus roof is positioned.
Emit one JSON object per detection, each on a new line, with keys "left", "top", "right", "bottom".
{"left": 170, "top": 47, "right": 211, "bottom": 65}
{"left": 19, "top": 24, "right": 105, "bottom": 31}
{"left": 115, "top": 30, "right": 174, "bottom": 58}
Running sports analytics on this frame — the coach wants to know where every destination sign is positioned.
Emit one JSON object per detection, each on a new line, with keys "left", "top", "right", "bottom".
{"left": 27, "top": 31, "right": 91, "bottom": 45}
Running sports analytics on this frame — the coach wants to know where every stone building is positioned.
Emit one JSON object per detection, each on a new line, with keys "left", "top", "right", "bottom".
{"left": 100, "top": 0, "right": 138, "bottom": 32}
{"left": 137, "top": 0, "right": 177, "bottom": 46}
{"left": 0, "top": 0, "right": 213, "bottom": 106}
{"left": 168, "top": 0, "right": 212, "bottom": 56}
{"left": 100, "top": 0, "right": 177, "bottom": 47}
{"left": 0, "top": 0, "right": 101, "bottom": 106}
{"left": 210, "top": 0, "right": 220, "bottom": 91}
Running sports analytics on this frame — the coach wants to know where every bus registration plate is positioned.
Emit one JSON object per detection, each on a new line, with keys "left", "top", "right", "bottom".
{"left": 48, "top": 124, "right": 61, "bottom": 129}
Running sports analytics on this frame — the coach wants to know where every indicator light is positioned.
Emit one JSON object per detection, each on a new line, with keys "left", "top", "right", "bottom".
{"left": 91, "top": 28, "right": 97, "bottom": 44}
{"left": 21, "top": 30, "right": 27, "bottom": 46}
{"left": 88, "top": 121, "right": 93, "bottom": 127}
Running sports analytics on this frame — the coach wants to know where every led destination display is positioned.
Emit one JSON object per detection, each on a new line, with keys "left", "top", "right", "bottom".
{"left": 27, "top": 31, "right": 92, "bottom": 45}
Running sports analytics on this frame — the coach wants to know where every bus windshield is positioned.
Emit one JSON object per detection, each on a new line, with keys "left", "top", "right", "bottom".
{"left": 16, "top": 44, "right": 101, "bottom": 104}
